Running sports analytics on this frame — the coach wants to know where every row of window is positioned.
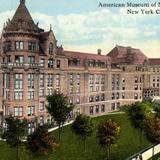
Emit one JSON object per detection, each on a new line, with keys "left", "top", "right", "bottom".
{"left": 14, "top": 106, "right": 34, "bottom": 117}
{"left": 90, "top": 104, "right": 105, "bottom": 115}
{"left": 4, "top": 41, "right": 54, "bottom": 54}
{"left": 69, "top": 74, "right": 80, "bottom": 94}
{"left": 4, "top": 73, "right": 61, "bottom": 100}
{"left": 111, "top": 93, "right": 141, "bottom": 100}
{"left": 3, "top": 56, "right": 61, "bottom": 68}
{"left": 14, "top": 102, "right": 46, "bottom": 117}
{"left": 89, "top": 94, "right": 105, "bottom": 102}
{"left": 88, "top": 61, "right": 106, "bottom": 68}
{"left": 89, "top": 74, "right": 105, "bottom": 84}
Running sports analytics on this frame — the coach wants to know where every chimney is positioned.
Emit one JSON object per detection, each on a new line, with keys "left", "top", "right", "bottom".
{"left": 97, "top": 48, "right": 102, "bottom": 55}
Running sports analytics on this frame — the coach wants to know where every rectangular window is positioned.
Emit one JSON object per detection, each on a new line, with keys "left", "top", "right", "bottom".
{"left": 14, "top": 106, "right": 23, "bottom": 117}
{"left": 14, "top": 74, "right": 23, "bottom": 100}
{"left": 76, "top": 97, "right": 80, "bottom": 104}
{"left": 28, "top": 42, "right": 36, "bottom": 51}
{"left": 101, "top": 94, "right": 105, "bottom": 101}
{"left": 14, "top": 91, "right": 23, "bottom": 100}
{"left": 122, "top": 78, "right": 125, "bottom": 83}
{"left": 40, "top": 58, "right": 45, "bottom": 67}
{"left": 55, "top": 74, "right": 60, "bottom": 92}
{"left": 69, "top": 86, "right": 73, "bottom": 94}
{"left": 28, "top": 74, "right": 34, "bottom": 100}
{"left": 14, "top": 74, "right": 23, "bottom": 89}
{"left": 76, "top": 74, "right": 80, "bottom": 86}
{"left": 95, "top": 105, "right": 99, "bottom": 113}
{"left": 112, "top": 93, "right": 115, "bottom": 100}
{"left": 90, "top": 106, "right": 94, "bottom": 115}
{"left": 39, "top": 116, "right": 44, "bottom": 126}
{"left": 39, "top": 102, "right": 45, "bottom": 111}
{"left": 89, "top": 96, "right": 94, "bottom": 102}
{"left": 89, "top": 74, "right": 94, "bottom": 84}
{"left": 28, "top": 74, "right": 34, "bottom": 89}
{"left": 28, "top": 122, "right": 35, "bottom": 135}
{"left": 101, "top": 75, "right": 105, "bottom": 84}
{"left": 15, "top": 56, "right": 24, "bottom": 64}
{"left": 116, "top": 93, "right": 119, "bottom": 99}
{"left": 111, "top": 103, "right": 115, "bottom": 111}
{"left": 69, "top": 74, "right": 73, "bottom": 85}
{"left": 47, "top": 74, "right": 53, "bottom": 87}
{"left": 134, "top": 84, "right": 138, "bottom": 90}
{"left": 56, "top": 60, "right": 60, "bottom": 68}
{"left": 46, "top": 74, "right": 53, "bottom": 95}
{"left": 90, "top": 86, "right": 93, "bottom": 92}
{"left": 4, "top": 73, "right": 10, "bottom": 100}
{"left": 28, "top": 56, "right": 35, "bottom": 64}
{"left": 95, "top": 75, "right": 100, "bottom": 84}
{"left": 28, "top": 106, "right": 35, "bottom": 116}
{"left": 95, "top": 95, "right": 99, "bottom": 102}
{"left": 134, "top": 93, "right": 138, "bottom": 99}
{"left": 117, "top": 102, "right": 120, "bottom": 110}
{"left": 135, "top": 76, "right": 138, "bottom": 83}
{"left": 48, "top": 59, "right": 54, "bottom": 68}
{"left": 122, "top": 93, "right": 125, "bottom": 99}
{"left": 39, "top": 74, "right": 44, "bottom": 87}
{"left": 68, "top": 97, "right": 73, "bottom": 105}
{"left": 101, "top": 105, "right": 105, "bottom": 112}
{"left": 27, "top": 91, "right": 34, "bottom": 100}
{"left": 4, "top": 41, "right": 12, "bottom": 52}
{"left": 39, "top": 89, "right": 44, "bottom": 97}
{"left": 76, "top": 86, "right": 80, "bottom": 93}
{"left": 15, "top": 41, "right": 24, "bottom": 50}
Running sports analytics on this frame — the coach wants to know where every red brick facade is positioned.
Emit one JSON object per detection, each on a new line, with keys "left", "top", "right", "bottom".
{"left": 0, "top": 0, "right": 160, "bottom": 131}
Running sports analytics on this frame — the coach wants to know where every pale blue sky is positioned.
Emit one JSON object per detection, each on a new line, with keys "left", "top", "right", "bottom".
{"left": 0, "top": 0, "right": 160, "bottom": 57}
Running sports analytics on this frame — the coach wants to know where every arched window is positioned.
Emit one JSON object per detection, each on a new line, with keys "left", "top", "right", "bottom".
{"left": 49, "top": 43, "right": 53, "bottom": 55}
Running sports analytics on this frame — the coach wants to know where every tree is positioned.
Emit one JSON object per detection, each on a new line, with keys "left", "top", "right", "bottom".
{"left": 97, "top": 119, "right": 120, "bottom": 160}
{"left": 145, "top": 116, "right": 160, "bottom": 143}
{"left": 46, "top": 91, "right": 74, "bottom": 141}
{"left": 2, "top": 116, "right": 27, "bottom": 160}
{"left": 152, "top": 103, "right": 160, "bottom": 118}
{"left": 126, "top": 101, "right": 152, "bottom": 144}
{"left": 27, "top": 125, "right": 58, "bottom": 156}
{"left": 71, "top": 114, "right": 94, "bottom": 151}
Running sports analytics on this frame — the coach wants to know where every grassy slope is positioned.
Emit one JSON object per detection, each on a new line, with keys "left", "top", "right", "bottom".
{"left": 0, "top": 113, "right": 151, "bottom": 160}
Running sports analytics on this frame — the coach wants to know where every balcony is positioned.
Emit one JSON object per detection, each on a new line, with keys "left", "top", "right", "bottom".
{"left": 1, "top": 63, "right": 41, "bottom": 69}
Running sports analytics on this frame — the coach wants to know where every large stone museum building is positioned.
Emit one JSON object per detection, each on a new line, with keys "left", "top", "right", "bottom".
{"left": 0, "top": 0, "right": 159, "bottom": 132}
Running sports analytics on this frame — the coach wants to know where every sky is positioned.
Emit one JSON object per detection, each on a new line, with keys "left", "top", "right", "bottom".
{"left": 0, "top": 0, "right": 160, "bottom": 58}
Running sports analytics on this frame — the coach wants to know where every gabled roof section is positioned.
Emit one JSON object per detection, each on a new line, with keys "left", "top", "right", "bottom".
{"left": 4, "top": 0, "right": 40, "bottom": 33}
{"left": 149, "top": 58, "right": 160, "bottom": 65}
{"left": 64, "top": 50, "right": 111, "bottom": 65}
{"left": 107, "top": 45, "right": 148, "bottom": 65}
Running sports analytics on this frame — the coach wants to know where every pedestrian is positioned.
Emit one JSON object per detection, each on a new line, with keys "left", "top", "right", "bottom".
{"left": 139, "top": 154, "right": 143, "bottom": 160}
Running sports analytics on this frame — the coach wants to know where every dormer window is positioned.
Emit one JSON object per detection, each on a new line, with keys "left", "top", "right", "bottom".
{"left": 49, "top": 43, "right": 53, "bottom": 55}
{"left": 15, "top": 41, "right": 24, "bottom": 50}
{"left": 48, "top": 58, "right": 54, "bottom": 68}
{"left": 4, "top": 41, "right": 12, "bottom": 52}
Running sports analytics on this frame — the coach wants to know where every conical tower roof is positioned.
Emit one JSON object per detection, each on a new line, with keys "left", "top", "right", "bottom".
{"left": 4, "top": 0, "right": 40, "bottom": 33}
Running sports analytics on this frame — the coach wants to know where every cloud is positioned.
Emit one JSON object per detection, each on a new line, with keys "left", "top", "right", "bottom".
{"left": 0, "top": 7, "right": 160, "bottom": 58}
{"left": 0, "top": 10, "right": 14, "bottom": 32}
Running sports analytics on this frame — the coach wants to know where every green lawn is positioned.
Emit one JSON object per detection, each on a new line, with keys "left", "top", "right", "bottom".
{"left": 0, "top": 113, "right": 151, "bottom": 160}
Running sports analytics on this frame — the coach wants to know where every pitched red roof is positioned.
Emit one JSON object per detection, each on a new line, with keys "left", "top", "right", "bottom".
{"left": 63, "top": 50, "right": 111, "bottom": 64}
{"left": 149, "top": 58, "right": 160, "bottom": 65}
{"left": 107, "top": 45, "right": 148, "bottom": 65}
{"left": 4, "top": 0, "right": 39, "bottom": 33}
{"left": 39, "top": 31, "right": 50, "bottom": 40}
